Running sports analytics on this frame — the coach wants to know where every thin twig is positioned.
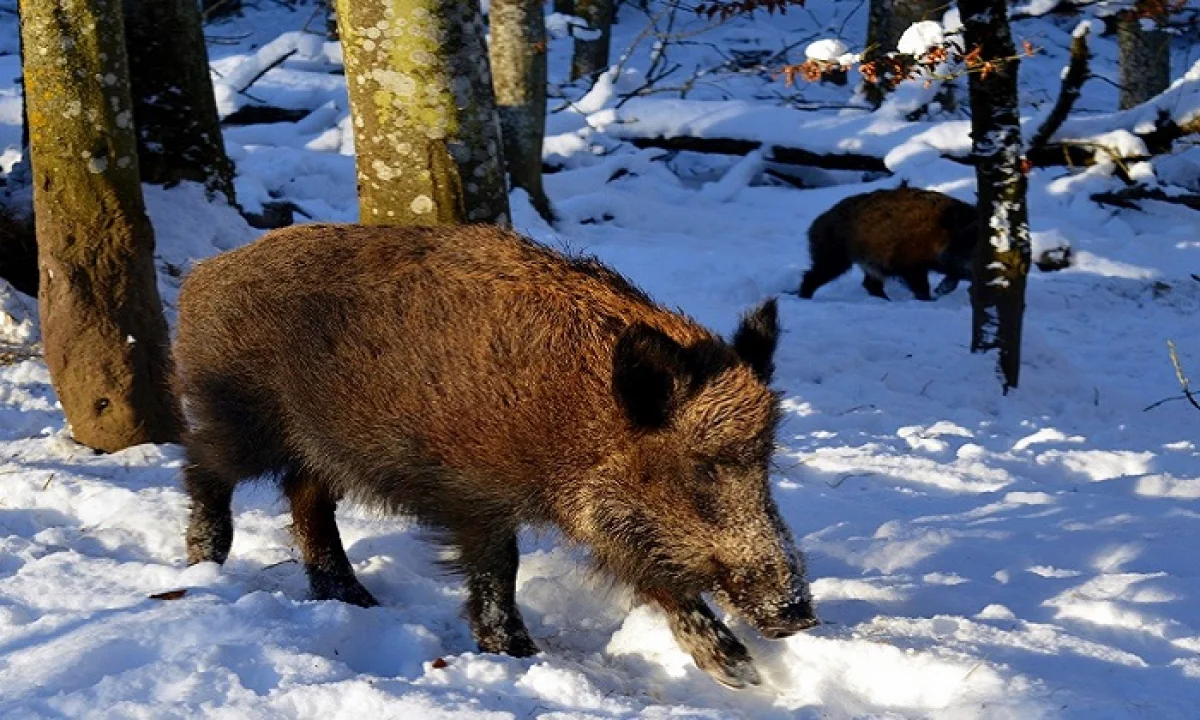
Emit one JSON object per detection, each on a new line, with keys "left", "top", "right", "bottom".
{"left": 1167, "top": 340, "right": 1200, "bottom": 411}
{"left": 237, "top": 48, "right": 298, "bottom": 95}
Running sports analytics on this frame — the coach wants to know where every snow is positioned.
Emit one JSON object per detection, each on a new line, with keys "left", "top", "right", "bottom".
{"left": 896, "top": 21, "right": 944, "bottom": 57}
{"left": 1, "top": 0, "right": 1200, "bottom": 717}
{"left": 804, "top": 39, "right": 848, "bottom": 63}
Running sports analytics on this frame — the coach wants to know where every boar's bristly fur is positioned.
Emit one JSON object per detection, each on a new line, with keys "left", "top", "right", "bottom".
{"left": 799, "top": 186, "right": 979, "bottom": 301}
{"left": 174, "top": 223, "right": 816, "bottom": 689}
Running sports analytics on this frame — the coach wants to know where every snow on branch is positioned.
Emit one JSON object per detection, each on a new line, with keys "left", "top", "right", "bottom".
{"left": 1027, "top": 22, "right": 1091, "bottom": 154}
{"left": 1049, "top": 57, "right": 1200, "bottom": 153}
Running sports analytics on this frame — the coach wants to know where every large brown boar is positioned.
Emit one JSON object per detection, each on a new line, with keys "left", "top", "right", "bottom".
{"left": 175, "top": 223, "right": 816, "bottom": 688}
{"left": 798, "top": 186, "right": 978, "bottom": 301}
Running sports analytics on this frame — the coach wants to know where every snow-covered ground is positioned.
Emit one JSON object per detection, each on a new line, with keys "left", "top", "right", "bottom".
{"left": 2, "top": 0, "right": 1200, "bottom": 717}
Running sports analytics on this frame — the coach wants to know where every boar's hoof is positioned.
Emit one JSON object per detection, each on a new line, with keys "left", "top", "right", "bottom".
{"left": 477, "top": 627, "right": 540, "bottom": 658}
{"left": 310, "top": 572, "right": 380, "bottom": 608}
{"left": 693, "top": 635, "right": 761, "bottom": 689}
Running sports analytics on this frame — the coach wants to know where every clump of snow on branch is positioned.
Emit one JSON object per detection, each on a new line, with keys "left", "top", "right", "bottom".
{"left": 897, "top": 22, "right": 945, "bottom": 57}
{"left": 805, "top": 39, "right": 848, "bottom": 63}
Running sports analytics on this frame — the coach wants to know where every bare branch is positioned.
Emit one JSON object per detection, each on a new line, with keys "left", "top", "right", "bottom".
{"left": 1168, "top": 340, "right": 1200, "bottom": 411}
{"left": 1028, "top": 25, "right": 1090, "bottom": 153}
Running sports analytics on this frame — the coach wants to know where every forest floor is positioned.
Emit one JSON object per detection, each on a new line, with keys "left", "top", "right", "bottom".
{"left": 2, "top": 1, "right": 1200, "bottom": 717}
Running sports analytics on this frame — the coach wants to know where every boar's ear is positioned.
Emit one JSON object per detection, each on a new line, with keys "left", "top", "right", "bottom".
{"left": 732, "top": 297, "right": 779, "bottom": 383}
{"left": 613, "top": 323, "right": 690, "bottom": 429}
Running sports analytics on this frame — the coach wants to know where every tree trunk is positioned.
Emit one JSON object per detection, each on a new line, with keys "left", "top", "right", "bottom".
{"left": 1, "top": 14, "right": 38, "bottom": 298}
{"left": 336, "top": 0, "right": 510, "bottom": 226}
{"left": 20, "top": 0, "right": 180, "bottom": 451}
{"left": 326, "top": 0, "right": 340, "bottom": 40}
{"left": 960, "top": 0, "right": 1031, "bottom": 392}
{"left": 863, "top": 0, "right": 942, "bottom": 106}
{"left": 1117, "top": 2, "right": 1170, "bottom": 110}
{"left": 570, "top": 0, "right": 613, "bottom": 81}
{"left": 490, "top": 0, "right": 554, "bottom": 222}
{"left": 125, "top": 0, "right": 237, "bottom": 203}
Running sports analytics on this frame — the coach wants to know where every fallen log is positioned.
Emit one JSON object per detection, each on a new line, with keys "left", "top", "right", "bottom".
{"left": 627, "top": 136, "right": 889, "bottom": 173}
{"left": 1091, "top": 187, "right": 1200, "bottom": 211}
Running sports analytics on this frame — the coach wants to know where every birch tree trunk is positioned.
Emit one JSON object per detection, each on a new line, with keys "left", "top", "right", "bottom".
{"left": 336, "top": 0, "right": 510, "bottom": 226}
{"left": 490, "top": 0, "right": 554, "bottom": 222}
{"left": 125, "top": 0, "right": 237, "bottom": 203}
{"left": 570, "top": 0, "right": 613, "bottom": 81}
{"left": 863, "top": 0, "right": 942, "bottom": 106}
{"left": 959, "top": 0, "right": 1031, "bottom": 392}
{"left": 1117, "top": 2, "right": 1170, "bottom": 110}
{"left": 20, "top": 0, "right": 180, "bottom": 450}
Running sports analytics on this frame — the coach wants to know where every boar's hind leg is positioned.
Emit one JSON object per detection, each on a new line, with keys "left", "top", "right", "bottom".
{"left": 459, "top": 530, "right": 538, "bottom": 657}
{"left": 861, "top": 272, "right": 890, "bottom": 300}
{"left": 184, "top": 465, "right": 235, "bottom": 565}
{"left": 284, "top": 472, "right": 379, "bottom": 608}
{"left": 798, "top": 260, "right": 851, "bottom": 299}
{"left": 655, "top": 593, "right": 761, "bottom": 689}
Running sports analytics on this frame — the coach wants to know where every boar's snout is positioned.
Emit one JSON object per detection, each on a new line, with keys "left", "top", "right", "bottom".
{"left": 759, "top": 597, "right": 820, "bottom": 639}
{"left": 715, "top": 538, "right": 818, "bottom": 641}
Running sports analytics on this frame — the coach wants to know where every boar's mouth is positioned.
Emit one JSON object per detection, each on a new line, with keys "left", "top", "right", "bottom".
{"left": 713, "top": 568, "right": 819, "bottom": 639}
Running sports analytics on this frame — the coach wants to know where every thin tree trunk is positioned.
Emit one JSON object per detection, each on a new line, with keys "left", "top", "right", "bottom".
{"left": 336, "top": 0, "right": 510, "bottom": 225}
{"left": 1, "top": 13, "right": 38, "bottom": 297}
{"left": 490, "top": 0, "right": 554, "bottom": 222}
{"left": 20, "top": 0, "right": 180, "bottom": 451}
{"left": 863, "top": 0, "right": 941, "bottom": 106}
{"left": 326, "top": 0, "right": 340, "bottom": 40}
{"left": 960, "top": 0, "right": 1031, "bottom": 392}
{"left": 125, "top": 0, "right": 237, "bottom": 203}
{"left": 1117, "top": 1, "right": 1170, "bottom": 110}
{"left": 571, "top": 0, "right": 613, "bottom": 81}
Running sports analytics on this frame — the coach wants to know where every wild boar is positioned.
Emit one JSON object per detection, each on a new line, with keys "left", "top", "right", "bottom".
{"left": 798, "top": 186, "right": 978, "bottom": 301}
{"left": 174, "top": 223, "right": 817, "bottom": 688}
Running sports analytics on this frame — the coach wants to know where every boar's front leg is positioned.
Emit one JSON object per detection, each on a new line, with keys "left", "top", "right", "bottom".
{"left": 653, "top": 592, "right": 761, "bottom": 689}
{"left": 902, "top": 271, "right": 934, "bottom": 301}
{"left": 284, "top": 472, "right": 379, "bottom": 608}
{"left": 457, "top": 529, "right": 538, "bottom": 657}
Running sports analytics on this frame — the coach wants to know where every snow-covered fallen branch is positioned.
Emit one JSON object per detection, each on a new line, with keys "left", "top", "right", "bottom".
{"left": 1048, "top": 57, "right": 1200, "bottom": 155}
{"left": 1027, "top": 23, "right": 1091, "bottom": 154}
{"left": 627, "top": 135, "right": 889, "bottom": 172}
{"left": 1091, "top": 186, "right": 1200, "bottom": 212}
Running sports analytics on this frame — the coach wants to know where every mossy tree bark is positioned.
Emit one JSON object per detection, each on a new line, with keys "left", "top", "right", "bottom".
{"left": 863, "top": 0, "right": 943, "bottom": 106}
{"left": 20, "top": 0, "right": 180, "bottom": 451}
{"left": 489, "top": 0, "right": 554, "bottom": 222}
{"left": 336, "top": 0, "right": 510, "bottom": 226}
{"left": 960, "top": 0, "right": 1031, "bottom": 392}
{"left": 125, "top": 0, "right": 236, "bottom": 203}
{"left": 570, "top": 0, "right": 613, "bottom": 81}
{"left": 1117, "top": 1, "right": 1170, "bottom": 110}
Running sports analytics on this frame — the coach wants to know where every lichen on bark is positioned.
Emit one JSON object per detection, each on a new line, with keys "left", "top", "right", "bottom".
{"left": 336, "top": 0, "right": 510, "bottom": 226}
{"left": 20, "top": 0, "right": 180, "bottom": 451}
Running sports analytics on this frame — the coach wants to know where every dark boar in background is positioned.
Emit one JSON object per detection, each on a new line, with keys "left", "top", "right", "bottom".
{"left": 174, "top": 224, "right": 816, "bottom": 688}
{"left": 799, "top": 186, "right": 978, "bottom": 301}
